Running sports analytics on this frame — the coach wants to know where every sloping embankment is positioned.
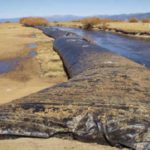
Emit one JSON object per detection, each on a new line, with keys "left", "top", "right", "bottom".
{"left": 0, "top": 27, "right": 150, "bottom": 150}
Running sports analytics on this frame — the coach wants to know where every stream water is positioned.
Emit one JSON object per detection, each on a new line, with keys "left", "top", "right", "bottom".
{"left": 57, "top": 27, "right": 150, "bottom": 68}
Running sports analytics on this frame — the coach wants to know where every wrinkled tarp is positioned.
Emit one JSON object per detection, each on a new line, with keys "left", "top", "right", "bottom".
{"left": 0, "top": 26, "right": 150, "bottom": 150}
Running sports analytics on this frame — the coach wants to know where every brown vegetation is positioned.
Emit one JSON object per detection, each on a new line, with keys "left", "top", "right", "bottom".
{"left": 142, "top": 18, "right": 150, "bottom": 23}
{"left": 80, "top": 17, "right": 101, "bottom": 25}
{"left": 20, "top": 17, "right": 49, "bottom": 27}
{"left": 0, "top": 23, "right": 67, "bottom": 104}
{"left": 129, "top": 17, "right": 138, "bottom": 23}
{"left": 99, "top": 22, "right": 109, "bottom": 30}
{"left": 80, "top": 17, "right": 112, "bottom": 30}
{"left": 108, "top": 22, "right": 150, "bottom": 33}
{"left": 80, "top": 17, "right": 119, "bottom": 30}
{"left": 80, "top": 17, "right": 101, "bottom": 30}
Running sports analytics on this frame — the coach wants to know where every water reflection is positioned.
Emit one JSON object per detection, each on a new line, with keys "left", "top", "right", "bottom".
{"left": 0, "top": 50, "right": 37, "bottom": 74}
{"left": 0, "top": 58, "right": 20, "bottom": 74}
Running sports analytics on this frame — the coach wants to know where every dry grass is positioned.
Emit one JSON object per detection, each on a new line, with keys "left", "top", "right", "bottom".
{"left": 80, "top": 17, "right": 114, "bottom": 24}
{"left": 0, "top": 23, "right": 67, "bottom": 104}
{"left": 129, "top": 18, "right": 139, "bottom": 23}
{"left": 81, "top": 17, "right": 101, "bottom": 30}
{"left": 20, "top": 17, "right": 49, "bottom": 27}
{"left": 80, "top": 17, "right": 114, "bottom": 30}
{"left": 49, "top": 21, "right": 82, "bottom": 28}
{"left": 80, "top": 17, "right": 101, "bottom": 25}
{"left": 142, "top": 18, "right": 150, "bottom": 23}
{"left": 0, "top": 23, "right": 50, "bottom": 59}
{"left": 53, "top": 19, "right": 150, "bottom": 33}
{"left": 108, "top": 22, "right": 150, "bottom": 32}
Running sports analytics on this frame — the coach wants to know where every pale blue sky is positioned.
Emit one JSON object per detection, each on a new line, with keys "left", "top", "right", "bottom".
{"left": 1, "top": 0, "right": 150, "bottom": 18}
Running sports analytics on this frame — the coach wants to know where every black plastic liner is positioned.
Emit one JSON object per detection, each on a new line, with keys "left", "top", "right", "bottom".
{"left": 42, "top": 27, "right": 111, "bottom": 77}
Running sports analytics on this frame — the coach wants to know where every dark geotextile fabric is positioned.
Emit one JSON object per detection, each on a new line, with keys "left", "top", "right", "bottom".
{"left": 0, "top": 27, "right": 150, "bottom": 150}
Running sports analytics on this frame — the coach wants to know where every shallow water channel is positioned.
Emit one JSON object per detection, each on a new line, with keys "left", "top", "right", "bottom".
{"left": 0, "top": 43, "right": 37, "bottom": 74}
{"left": 56, "top": 27, "right": 150, "bottom": 68}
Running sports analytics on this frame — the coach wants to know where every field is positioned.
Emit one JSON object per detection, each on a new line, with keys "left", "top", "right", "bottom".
{"left": 108, "top": 22, "right": 150, "bottom": 32}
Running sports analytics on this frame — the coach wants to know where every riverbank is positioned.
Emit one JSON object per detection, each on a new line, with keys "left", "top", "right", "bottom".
{"left": 0, "top": 23, "right": 67, "bottom": 104}
{"left": 51, "top": 21, "right": 150, "bottom": 39}
{"left": 96, "top": 22, "right": 150, "bottom": 39}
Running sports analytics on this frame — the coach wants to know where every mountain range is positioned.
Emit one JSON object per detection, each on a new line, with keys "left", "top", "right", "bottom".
{"left": 0, "top": 12, "right": 150, "bottom": 23}
{"left": 96, "top": 12, "right": 150, "bottom": 20}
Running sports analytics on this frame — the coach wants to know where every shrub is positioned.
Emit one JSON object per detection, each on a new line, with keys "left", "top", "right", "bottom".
{"left": 129, "top": 18, "right": 138, "bottom": 23}
{"left": 80, "top": 17, "right": 101, "bottom": 30}
{"left": 100, "top": 18, "right": 113, "bottom": 23}
{"left": 20, "top": 17, "right": 49, "bottom": 27}
{"left": 80, "top": 17, "right": 115, "bottom": 30}
{"left": 141, "top": 18, "right": 150, "bottom": 23}
{"left": 83, "top": 23, "right": 93, "bottom": 30}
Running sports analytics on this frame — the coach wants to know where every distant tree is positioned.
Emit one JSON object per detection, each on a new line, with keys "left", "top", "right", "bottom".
{"left": 20, "top": 17, "right": 49, "bottom": 27}
{"left": 81, "top": 17, "right": 101, "bottom": 25}
{"left": 80, "top": 17, "right": 116, "bottom": 30}
{"left": 81, "top": 17, "right": 101, "bottom": 30}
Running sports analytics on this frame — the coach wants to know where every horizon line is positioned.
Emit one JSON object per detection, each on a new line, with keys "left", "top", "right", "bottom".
{"left": 0, "top": 11, "right": 150, "bottom": 20}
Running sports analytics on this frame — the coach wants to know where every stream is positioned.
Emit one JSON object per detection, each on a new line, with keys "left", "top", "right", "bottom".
{"left": 56, "top": 27, "right": 150, "bottom": 68}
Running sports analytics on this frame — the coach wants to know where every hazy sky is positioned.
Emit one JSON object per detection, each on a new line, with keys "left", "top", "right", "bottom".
{"left": 1, "top": 0, "right": 150, "bottom": 18}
